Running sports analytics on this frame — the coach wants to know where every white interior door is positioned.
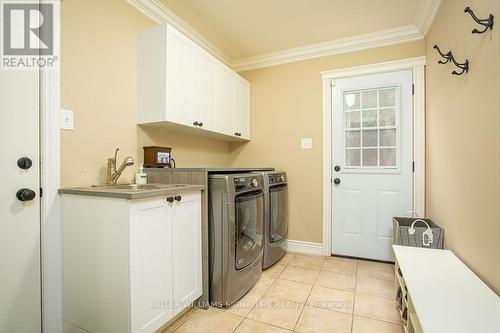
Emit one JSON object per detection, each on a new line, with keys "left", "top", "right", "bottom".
{"left": 332, "top": 70, "right": 413, "bottom": 261}
{"left": 0, "top": 68, "right": 41, "bottom": 329}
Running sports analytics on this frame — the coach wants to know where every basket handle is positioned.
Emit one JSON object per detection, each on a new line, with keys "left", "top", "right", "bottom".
{"left": 408, "top": 219, "right": 434, "bottom": 246}
{"left": 404, "top": 210, "right": 420, "bottom": 218}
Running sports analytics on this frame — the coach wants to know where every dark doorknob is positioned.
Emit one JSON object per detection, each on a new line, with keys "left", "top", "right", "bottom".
{"left": 167, "top": 196, "right": 174, "bottom": 203}
{"left": 17, "top": 157, "right": 33, "bottom": 170}
{"left": 333, "top": 178, "right": 341, "bottom": 185}
{"left": 16, "top": 188, "right": 36, "bottom": 201}
{"left": 198, "top": 122, "right": 203, "bottom": 127}
{"left": 334, "top": 165, "right": 341, "bottom": 172}
{"left": 174, "top": 195, "right": 182, "bottom": 202}
{"left": 193, "top": 121, "right": 199, "bottom": 126}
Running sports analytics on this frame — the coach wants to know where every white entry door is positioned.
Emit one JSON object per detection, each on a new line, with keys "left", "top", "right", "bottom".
{"left": 332, "top": 70, "right": 413, "bottom": 261}
{"left": 0, "top": 67, "right": 41, "bottom": 328}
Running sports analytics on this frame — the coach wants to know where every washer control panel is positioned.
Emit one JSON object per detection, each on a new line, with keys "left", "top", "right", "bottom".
{"left": 233, "top": 176, "right": 261, "bottom": 191}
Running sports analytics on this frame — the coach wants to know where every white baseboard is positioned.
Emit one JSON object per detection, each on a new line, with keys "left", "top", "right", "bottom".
{"left": 282, "top": 239, "right": 323, "bottom": 256}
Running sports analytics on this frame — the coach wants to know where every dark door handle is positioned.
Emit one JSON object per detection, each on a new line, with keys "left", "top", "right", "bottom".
{"left": 333, "top": 178, "right": 341, "bottom": 185}
{"left": 193, "top": 121, "right": 199, "bottom": 126}
{"left": 16, "top": 188, "right": 36, "bottom": 201}
{"left": 198, "top": 122, "right": 203, "bottom": 127}
{"left": 167, "top": 196, "right": 174, "bottom": 203}
{"left": 17, "top": 157, "right": 33, "bottom": 170}
{"left": 334, "top": 165, "right": 341, "bottom": 172}
{"left": 175, "top": 195, "right": 182, "bottom": 202}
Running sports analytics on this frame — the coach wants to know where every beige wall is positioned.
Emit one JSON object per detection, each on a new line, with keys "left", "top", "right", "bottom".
{"left": 230, "top": 41, "right": 425, "bottom": 243}
{"left": 61, "top": 0, "right": 231, "bottom": 188}
{"left": 425, "top": 0, "right": 500, "bottom": 293}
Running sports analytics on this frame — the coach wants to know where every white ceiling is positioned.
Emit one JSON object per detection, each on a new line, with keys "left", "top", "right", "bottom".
{"left": 159, "top": 0, "right": 425, "bottom": 60}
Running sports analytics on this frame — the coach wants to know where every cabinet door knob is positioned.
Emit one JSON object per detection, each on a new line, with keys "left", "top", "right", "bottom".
{"left": 17, "top": 157, "right": 33, "bottom": 170}
{"left": 333, "top": 178, "right": 341, "bottom": 185}
{"left": 167, "top": 196, "right": 174, "bottom": 203}
{"left": 175, "top": 195, "right": 182, "bottom": 202}
{"left": 198, "top": 122, "right": 203, "bottom": 127}
{"left": 193, "top": 121, "right": 199, "bottom": 126}
{"left": 16, "top": 188, "right": 36, "bottom": 201}
{"left": 334, "top": 165, "right": 341, "bottom": 172}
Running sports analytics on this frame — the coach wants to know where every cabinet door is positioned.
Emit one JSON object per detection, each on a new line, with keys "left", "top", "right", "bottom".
{"left": 193, "top": 50, "right": 216, "bottom": 131}
{"left": 215, "top": 66, "right": 234, "bottom": 135}
{"left": 129, "top": 198, "right": 173, "bottom": 333}
{"left": 233, "top": 77, "right": 251, "bottom": 139}
{"left": 166, "top": 26, "right": 194, "bottom": 126}
{"left": 172, "top": 192, "right": 202, "bottom": 316}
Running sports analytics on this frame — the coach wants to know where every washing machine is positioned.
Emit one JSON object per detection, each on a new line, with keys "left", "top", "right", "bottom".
{"left": 253, "top": 171, "right": 288, "bottom": 269}
{"left": 208, "top": 173, "right": 264, "bottom": 306}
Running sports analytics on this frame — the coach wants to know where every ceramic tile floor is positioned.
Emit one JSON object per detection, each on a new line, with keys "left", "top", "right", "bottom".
{"left": 163, "top": 252, "right": 404, "bottom": 333}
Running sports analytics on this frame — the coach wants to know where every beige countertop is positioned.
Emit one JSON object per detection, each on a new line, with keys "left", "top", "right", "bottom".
{"left": 58, "top": 183, "right": 205, "bottom": 200}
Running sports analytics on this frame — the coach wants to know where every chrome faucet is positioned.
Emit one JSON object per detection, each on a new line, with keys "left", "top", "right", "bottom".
{"left": 107, "top": 148, "right": 134, "bottom": 184}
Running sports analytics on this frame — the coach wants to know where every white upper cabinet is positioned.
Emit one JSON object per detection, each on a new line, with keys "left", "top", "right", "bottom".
{"left": 233, "top": 77, "right": 251, "bottom": 139}
{"left": 192, "top": 50, "right": 216, "bottom": 131}
{"left": 165, "top": 27, "right": 194, "bottom": 126}
{"left": 215, "top": 66, "right": 235, "bottom": 136}
{"left": 138, "top": 23, "right": 251, "bottom": 141}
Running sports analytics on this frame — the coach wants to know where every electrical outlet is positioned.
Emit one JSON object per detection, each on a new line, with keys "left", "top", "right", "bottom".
{"left": 61, "top": 108, "right": 74, "bottom": 131}
{"left": 301, "top": 138, "right": 312, "bottom": 150}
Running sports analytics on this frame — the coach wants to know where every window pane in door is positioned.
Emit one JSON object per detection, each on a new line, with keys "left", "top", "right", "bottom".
{"left": 362, "top": 130, "right": 377, "bottom": 147}
{"left": 380, "top": 129, "right": 396, "bottom": 146}
{"left": 344, "top": 92, "right": 360, "bottom": 110}
{"left": 361, "top": 90, "right": 377, "bottom": 108}
{"left": 346, "top": 111, "right": 360, "bottom": 128}
{"left": 346, "top": 131, "right": 360, "bottom": 147}
{"left": 346, "top": 149, "right": 361, "bottom": 166}
{"left": 379, "top": 108, "right": 396, "bottom": 126}
{"left": 362, "top": 149, "right": 378, "bottom": 166}
{"left": 380, "top": 148, "right": 396, "bottom": 167}
{"left": 362, "top": 110, "right": 377, "bottom": 128}
{"left": 379, "top": 88, "right": 396, "bottom": 107}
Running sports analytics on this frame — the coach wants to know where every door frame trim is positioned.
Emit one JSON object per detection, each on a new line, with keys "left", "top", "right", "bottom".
{"left": 40, "top": 2, "right": 62, "bottom": 332}
{"left": 320, "top": 56, "right": 426, "bottom": 256}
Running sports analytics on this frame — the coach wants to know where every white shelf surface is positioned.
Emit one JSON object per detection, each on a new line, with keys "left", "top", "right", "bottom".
{"left": 393, "top": 245, "right": 500, "bottom": 333}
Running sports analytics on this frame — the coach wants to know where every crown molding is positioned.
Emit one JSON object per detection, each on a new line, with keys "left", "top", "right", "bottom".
{"left": 232, "top": 25, "right": 423, "bottom": 72}
{"left": 127, "top": 0, "right": 432, "bottom": 72}
{"left": 414, "top": 0, "right": 442, "bottom": 36}
{"left": 126, "top": 0, "right": 232, "bottom": 66}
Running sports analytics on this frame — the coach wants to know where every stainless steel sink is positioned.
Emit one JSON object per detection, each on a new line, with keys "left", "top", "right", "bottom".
{"left": 90, "top": 184, "right": 186, "bottom": 191}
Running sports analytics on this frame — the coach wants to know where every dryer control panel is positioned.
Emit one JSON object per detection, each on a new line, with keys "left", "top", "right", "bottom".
{"left": 268, "top": 172, "right": 287, "bottom": 185}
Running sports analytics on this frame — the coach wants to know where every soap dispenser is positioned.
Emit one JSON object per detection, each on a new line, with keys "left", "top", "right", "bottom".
{"left": 135, "top": 164, "right": 147, "bottom": 185}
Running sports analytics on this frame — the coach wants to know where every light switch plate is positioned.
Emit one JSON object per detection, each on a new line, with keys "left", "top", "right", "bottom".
{"left": 301, "top": 138, "right": 313, "bottom": 150}
{"left": 61, "top": 108, "right": 74, "bottom": 130}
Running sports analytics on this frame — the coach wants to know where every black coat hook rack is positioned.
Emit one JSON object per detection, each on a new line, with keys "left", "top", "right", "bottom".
{"left": 464, "top": 7, "right": 494, "bottom": 34}
{"left": 433, "top": 45, "right": 469, "bottom": 75}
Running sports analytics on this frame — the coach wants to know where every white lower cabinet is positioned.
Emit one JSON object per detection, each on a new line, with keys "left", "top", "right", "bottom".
{"left": 61, "top": 191, "right": 202, "bottom": 333}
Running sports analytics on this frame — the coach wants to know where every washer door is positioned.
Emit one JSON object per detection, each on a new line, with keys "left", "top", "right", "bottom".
{"left": 269, "top": 184, "right": 289, "bottom": 243}
{"left": 234, "top": 191, "right": 263, "bottom": 270}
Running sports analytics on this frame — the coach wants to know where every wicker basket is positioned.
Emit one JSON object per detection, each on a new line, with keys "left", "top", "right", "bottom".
{"left": 393, "top": 217, "right": 444, "bottom": 249}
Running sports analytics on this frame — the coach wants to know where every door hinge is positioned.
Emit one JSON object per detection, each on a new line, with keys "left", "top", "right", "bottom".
{"left": 412, "top": 161, "right": 415, "bottom": 172}
{"left": 412, "top": 84, "right": 415, "bottom": 95}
